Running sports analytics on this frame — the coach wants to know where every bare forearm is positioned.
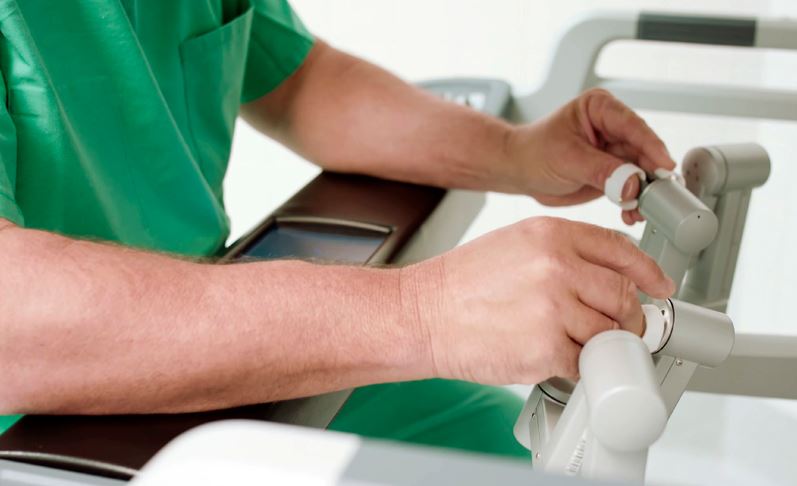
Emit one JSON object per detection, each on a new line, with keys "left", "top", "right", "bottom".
{"left": 0, "top": 223, "right": 430, "bottom": 414}
{"left": 242, "top": 42, "right": 518, "bottom": 192}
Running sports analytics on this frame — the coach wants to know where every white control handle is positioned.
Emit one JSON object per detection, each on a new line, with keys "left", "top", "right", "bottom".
{"left": 580, "top": 331, "right": 667, "bottom": 453}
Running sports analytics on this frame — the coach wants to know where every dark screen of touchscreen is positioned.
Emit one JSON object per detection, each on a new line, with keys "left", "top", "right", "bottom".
{"left": 243, "top": 223, "right": 387, "bottom": 264}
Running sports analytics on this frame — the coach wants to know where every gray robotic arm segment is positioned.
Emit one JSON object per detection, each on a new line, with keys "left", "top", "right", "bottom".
{"left": 638, "top": 179, "right": 718, "bottom": 256}
{"left": 637, "top": 177, "right": 718, "bottom": 299}
{"left": 683, "top": 144, "right": 771, "bottom": 197}
{"left": 657, "top": 299, "right": 735, "bottom": 369}
{"left": 646, "top": 144, "right": 767, "bottom": 414}
{"left": 679, "top": 144, "right": 771, "bottom": 311}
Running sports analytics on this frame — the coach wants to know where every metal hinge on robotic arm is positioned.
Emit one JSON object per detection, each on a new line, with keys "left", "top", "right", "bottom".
{"left": 514, "top": 143, "right": 770, "bottom": 483}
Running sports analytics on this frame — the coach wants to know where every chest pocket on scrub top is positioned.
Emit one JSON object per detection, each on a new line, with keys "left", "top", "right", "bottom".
{"left": 179, "top": 1, "right": 253, "bottom": 200}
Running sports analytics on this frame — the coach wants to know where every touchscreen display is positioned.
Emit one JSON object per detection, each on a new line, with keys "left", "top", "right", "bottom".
{"left": 243, "top": 223, "right": 388, "bottom": 264}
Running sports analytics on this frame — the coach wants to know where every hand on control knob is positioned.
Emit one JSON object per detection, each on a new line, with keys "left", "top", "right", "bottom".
{"left": 402, "top": 216, "right": 675, "bottom": 384}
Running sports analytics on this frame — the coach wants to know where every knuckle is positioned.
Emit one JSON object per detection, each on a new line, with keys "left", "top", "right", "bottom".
{"left": 606, "top": 229, "right": 638, "bottom": 267}
{"left": 624, "top": 105, "right": 641, "bottom": 122}
{"left": 584, "top": 87, "right": 612, "bottom": 100}
{"left": 615, "top": 278, "right": 638, "bottom": 317}
{"left": 536, "top": 296, "right": 563, "bottom": 323}
{"left": 605, "top": 225, "right": 631, "bottom": 246}
{"left": 523, "top": 217, "right": 576, "bottom": 253}
{"left": 580, "top": 89, "right": 611, "bottom": 118}
{"left": 525, "top": 216, "right": 563, "bottom": 235}
{"left": 535, "top": 253, "right": 570, "bottom": 281}
{"left": 636, "top": 250, "right": 663, "bottom": 278}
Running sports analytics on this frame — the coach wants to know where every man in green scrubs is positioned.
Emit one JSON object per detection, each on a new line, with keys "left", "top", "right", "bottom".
{"left": 0, "top": 0, "right": 676, "bottom": 460}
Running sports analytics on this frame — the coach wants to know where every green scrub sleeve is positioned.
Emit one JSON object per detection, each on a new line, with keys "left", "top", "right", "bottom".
{"left": 0, "top": 415, "right": 21, "bottom": 435}
{"left": 241, "top": 0, "right": 315, "bottom": 103}
{"left": 0, "top": 74, "right": 23, "bottom": 226}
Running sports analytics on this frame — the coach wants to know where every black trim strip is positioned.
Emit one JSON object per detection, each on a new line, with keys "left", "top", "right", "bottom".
{"left": 638, "top": 13, "right": 756, "bottom": 47}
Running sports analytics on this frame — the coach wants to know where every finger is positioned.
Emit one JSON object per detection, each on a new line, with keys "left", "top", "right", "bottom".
{"left": 621, "top": 209, "right": 645, "bottom": 225}
{"left": 605, "top": 141, "right": 636, "bottom": 160}
{"left": 574, "top": 263, "right": 644, "bottom": 335}
{"left": 579, "top": 145, "right": 646, "bottom": 208}
{"left": 570, "top": 222, "right": 675, "bottom": 298}
{"left": 578, "top": 144, "right": 631, "bottom": 192}
{"left": 581, "top": 90, "right": 676, "bottom": 173}
{"left": 606, "top": 141, "right": 657, "bottom": 175}
{"left": 534, "top": 186, "right": 603, "bottom": 207}
{"left": 594, "top": 95, "right": 674, "bottom": 172}
{"left": 565, "top": 300, "right": 621, "bottom": 344}
{"left": 621, "top": 174, "right": 640, "bottom": 201}
{"left": 567, "top": 128, "right": 647, "bottom": 204}
{"left": 606, "top": 144, "right": 644, "bottom": 203}
{"left": 607, "top": 140, "right": 678, "bottom": 182}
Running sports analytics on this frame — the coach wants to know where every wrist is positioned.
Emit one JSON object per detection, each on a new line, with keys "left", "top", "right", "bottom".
{"left": 493, "top": 123, "right": 537, "bottom": 195}
{"left": 397, "top": 258, "right": 447, "bottom": 380}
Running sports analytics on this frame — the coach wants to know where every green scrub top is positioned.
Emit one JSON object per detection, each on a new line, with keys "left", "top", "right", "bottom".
{"left": 0, "top": 0, "right": 313, "bottom": 254}
{"left": 0, "top": 0, "right": 313, "bottom": 434}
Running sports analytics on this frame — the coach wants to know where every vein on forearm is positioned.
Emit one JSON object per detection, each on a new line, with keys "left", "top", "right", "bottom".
{"left": 0, "top": 226, "right": 428, "bottom": 414}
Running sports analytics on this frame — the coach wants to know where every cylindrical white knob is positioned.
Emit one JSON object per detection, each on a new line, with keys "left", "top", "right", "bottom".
{"left": 580, "top": 331, "right": 667, "bottom": 452}
{"left": 604, "top": 163, "right": 646, "bottom": 210}
{"left": 641, "top": 303, "right": 668, "bottom": 353}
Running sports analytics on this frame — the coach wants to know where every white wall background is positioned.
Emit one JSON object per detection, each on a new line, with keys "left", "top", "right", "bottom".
{"left": 225, "top": 2, "right": 797, "bottom": 484}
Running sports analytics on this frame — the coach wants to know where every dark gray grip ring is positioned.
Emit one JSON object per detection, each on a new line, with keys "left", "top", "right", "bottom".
{"left": 638, "top": 13, "right": 756, "bottom": 47}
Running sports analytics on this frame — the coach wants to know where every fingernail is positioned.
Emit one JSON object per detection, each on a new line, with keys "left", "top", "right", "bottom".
{"left": 659, "top": 146, "right": 676, "bottom": 168}
{"left": 621, "top": 177, "right": 638, "bottom": 200}
{"left": 666, "top": 276, "right": 676, "bottom": 294}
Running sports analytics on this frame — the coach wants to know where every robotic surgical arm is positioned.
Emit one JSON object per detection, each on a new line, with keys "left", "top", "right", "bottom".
{"left": 514, "top": 143, "right": 771, "bottom": 483}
